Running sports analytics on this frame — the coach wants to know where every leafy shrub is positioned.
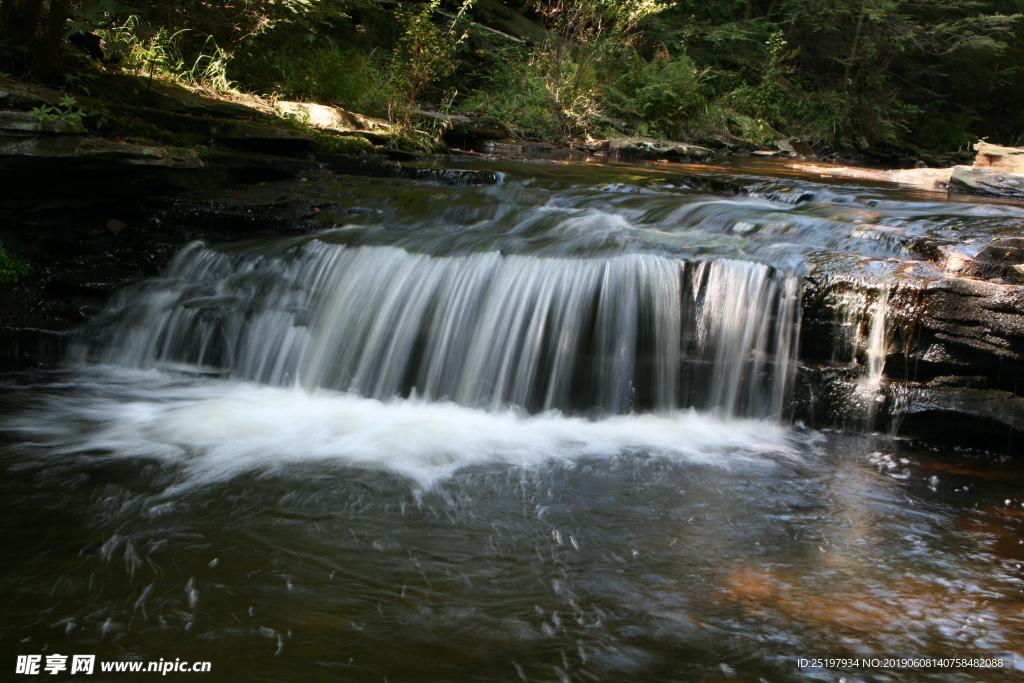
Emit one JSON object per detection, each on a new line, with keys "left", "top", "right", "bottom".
{"left": 787, "top": 90, "right": 853, "bottom": 145}
{"left": 0, "top": 242, "right": 27, "bottom": 284}
{"left": 460, "top": 46, "right": 560, "bottom": 136}
{"left": 603, "top": 49, "right": 707, "bottom": 138}
{"left": 235, "top": 38, "right": 396, "bottom": 117}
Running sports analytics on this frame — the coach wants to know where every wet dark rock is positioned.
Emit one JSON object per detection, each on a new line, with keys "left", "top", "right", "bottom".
{"left": 313, "top": 153, "right": 501, "bottom": 185}
{"left": 677, "top": 175, "right": 745, "bottom": 195}
{"left": 910, "top": 237, "right": 1024, "bottom": 281}
{"left": 0, "top": 327, "right": 67, "bottom": 372}
{"left": 608, "top": 138, "right": 714, "bottom": 163}
{"left": 775, "top": 137, "right": 817, "bottom": 160}
{"left": 798, "top": 259, "right": 1024, "bottom": 452}
{"left": 790, "top": 364, "right": 867, "bottom": 431}
{"left": 949, "top": 165, "right": 1024, "bottom": 199}
{"left": 914, "top": 277, "right": 1024, "bottom": 364}
{"left": 413, "top": 109, "right": 508, "bottom": 148}
{"left": 893, "top": 384, "right": 1024, "bottom": 452}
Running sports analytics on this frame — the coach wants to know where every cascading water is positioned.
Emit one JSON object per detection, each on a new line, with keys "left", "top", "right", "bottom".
{"left": 7, "top": 160, "right": 1024, "bottom": 683}
{"left": 75, "top": 239, "right": 801, "bottom": 418}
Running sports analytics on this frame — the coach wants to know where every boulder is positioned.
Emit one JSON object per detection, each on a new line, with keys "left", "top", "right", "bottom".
{"left": 948, "top": 165, "right": 1024, "bottom": 199}
{"left": 973, "top": 141, "right": 1024, "bottom": 173}
{"left": 0, "top": 80, "right": 58, "bottom": 110}
{"left": 775, "top": 136, "right": 817, "bottom": 160}
{"left": 917, "top": 153, "right": 947, "bottom": 168}
{"left": 908, "top": 237, "right": 1024, "bottom": 281}
{"left": 275, "top": 101, "right": 389, "bottom": 132}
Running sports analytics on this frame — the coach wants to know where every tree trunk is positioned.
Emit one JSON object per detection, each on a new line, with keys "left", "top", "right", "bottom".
{"left": 28, "top": 0, "right": 69, "bottom": 82}
{"left": 1, "top": 0, "right": 45, "bottom": 76}
{"left": 1, "top": 0, "right": 45, "bottom": 42}
{"left": 844, "top": 4, "right": 866, "bottom": 92}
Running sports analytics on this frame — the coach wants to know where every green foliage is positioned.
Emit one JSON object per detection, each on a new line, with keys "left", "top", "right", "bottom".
{"left": 460, "top": 46, "right": 558, "bottom": 135}
{"left": 603, "top": 49, "right": 708, "bottom": 138}
{"left": 232, "top": 0, "right": 474, "bottom": 127}
{"left": 907, "top": 106, "right": 980, "bottom": 152}
{"left": 98, "top": 19, "right": 235, "bottom": 92}
{"left": 719, "top": 32, "right": 794, "bottom": 125}
{"left": 786, "top": 90, "right": 853, "bottom": 144}
{"left": 235, "top": 40, "right": 395, "bottom": 117}
{"left": 388, "top": 0, "right": 474, "bottom": 125}
{"left": 2, "top": 0, "right": 1017, "bottom": 151}
{"left": 533, "top": 0, "right": 666, "bottom": 136}
{"left": 30, "top": 94, "right": 108, "bottom": 132}
{"left": 0, "top": 242, "right": 27, "bottom": 284}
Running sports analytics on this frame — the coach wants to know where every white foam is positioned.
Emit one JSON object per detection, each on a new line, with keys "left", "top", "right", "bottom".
{"left": 9, "top": 370, "right": 796, "bottom": 489}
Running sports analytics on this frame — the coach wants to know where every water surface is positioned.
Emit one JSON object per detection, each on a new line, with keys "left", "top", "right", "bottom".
{"left": 2, "top": 158, "right": 1023, "bottom": 682}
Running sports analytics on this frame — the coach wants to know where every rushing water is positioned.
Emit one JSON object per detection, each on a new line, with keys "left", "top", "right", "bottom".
{"left": 76, "top": 243, "right": 799, "bottom": 418}
{"left": 3, "top": 158, "right": 1024, "bottom": 682}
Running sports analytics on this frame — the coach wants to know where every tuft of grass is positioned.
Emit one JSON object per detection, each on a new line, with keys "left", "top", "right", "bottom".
{"left": 99, "top": 18, "right": 235, "bottom": 93}
{"left": 0, "top": 242, "right": 27, "bottom": 284}
{"left": 311, "top": 130, "right": 376, "bottom": 155}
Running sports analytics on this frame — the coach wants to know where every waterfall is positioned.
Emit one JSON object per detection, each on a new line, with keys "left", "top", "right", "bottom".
{"left": 75, "top": 240, "right": 801, "bottom": 418}
{"left": 862, "top": 285, "right": 890, "bottom": 393}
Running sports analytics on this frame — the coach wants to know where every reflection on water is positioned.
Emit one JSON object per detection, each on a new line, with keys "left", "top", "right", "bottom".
{"left": 1, "top": 368, "right": 1021, "bottom": 682}
{"left": 271, "top": 156, "right": 1024, "bottom": 270}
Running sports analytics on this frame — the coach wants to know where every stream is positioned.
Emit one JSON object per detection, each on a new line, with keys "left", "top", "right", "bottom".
{"left": 2, "top": 157, "right": 1023, "bottom": 682}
